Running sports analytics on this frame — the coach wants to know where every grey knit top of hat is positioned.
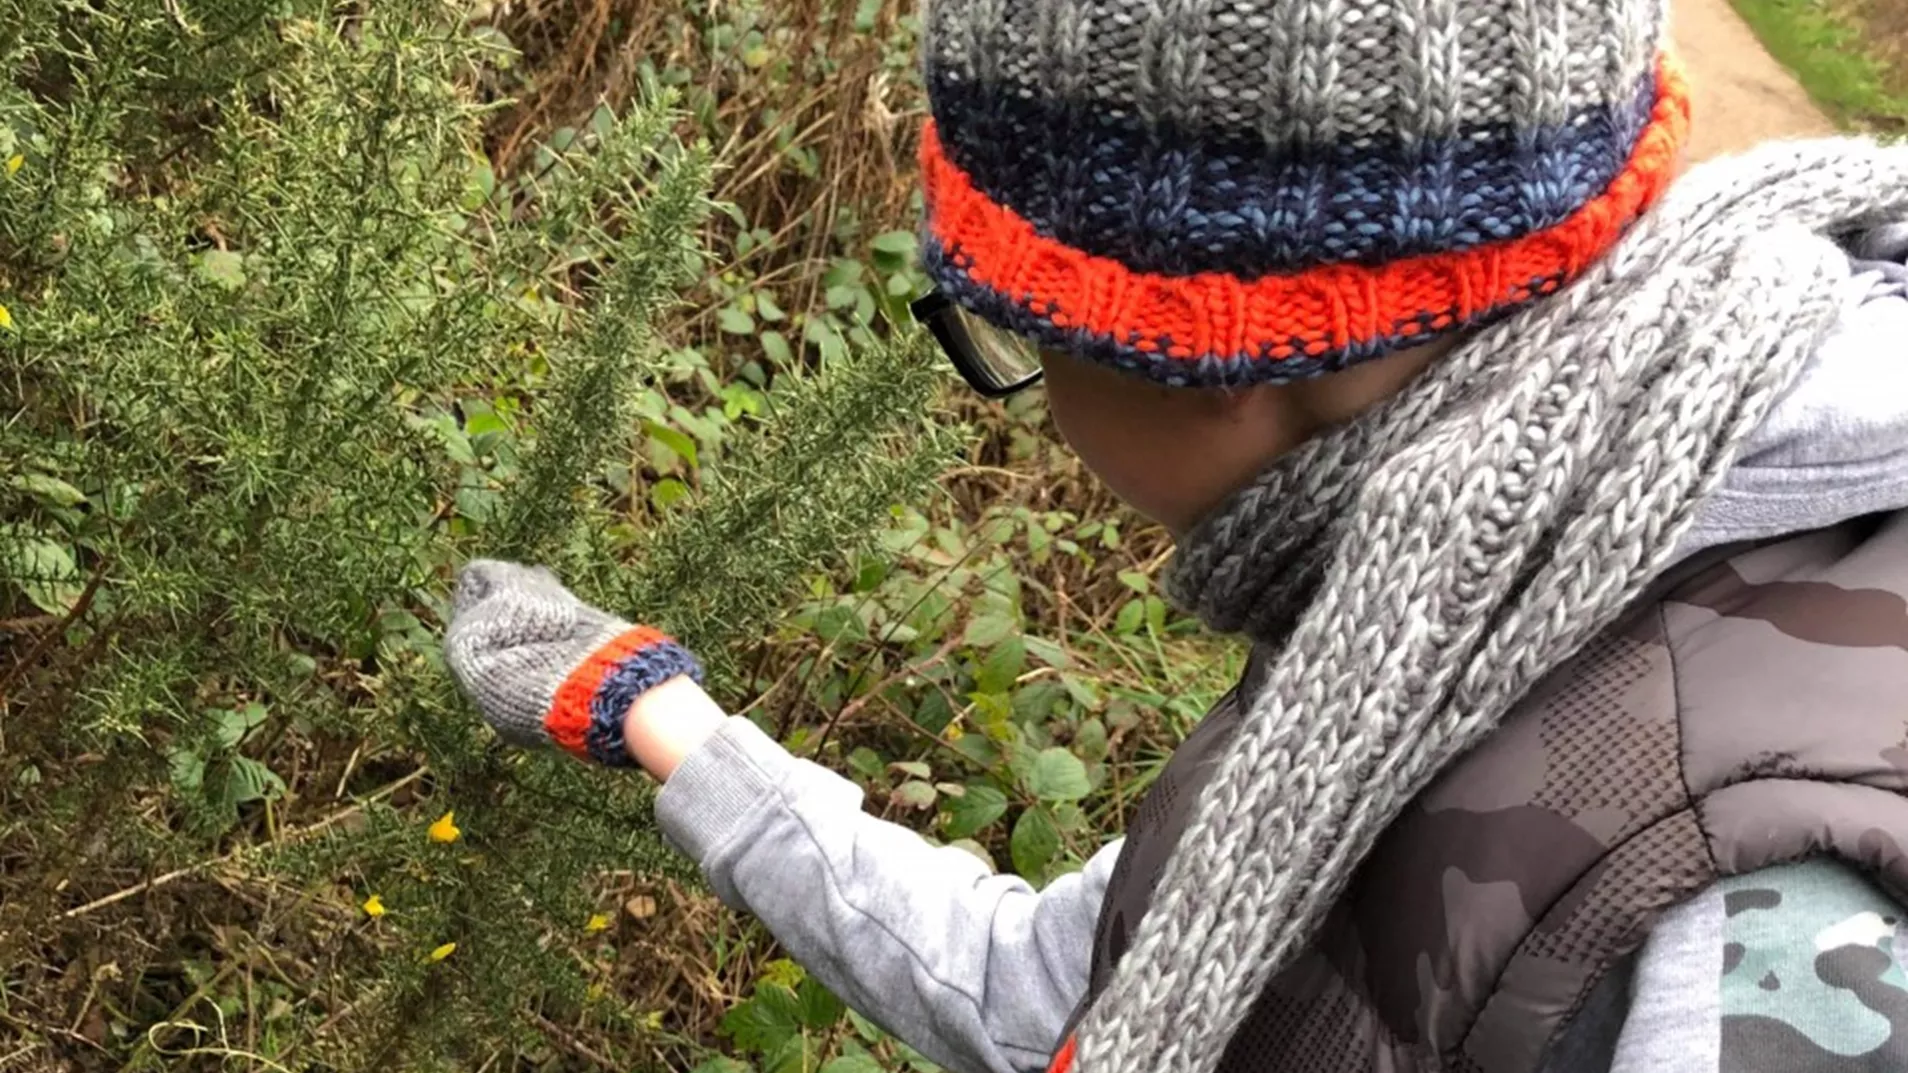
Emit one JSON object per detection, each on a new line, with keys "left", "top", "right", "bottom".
{"left": 1061, "top": 137, "right": 1908, "bottom": 1073}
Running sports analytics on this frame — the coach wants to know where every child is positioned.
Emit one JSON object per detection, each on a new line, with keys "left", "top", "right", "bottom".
{"left": 444, "top": 0, "right": 1908, "bottom": 1068}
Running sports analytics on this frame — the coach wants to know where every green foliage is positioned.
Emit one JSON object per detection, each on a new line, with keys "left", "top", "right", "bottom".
{"left": 774, "top": 466, "right": 1241, "bottom": 887}
{"left": 0, "top": 1, "right": 949, "bottom": 1067}
{"left": 711, "top": 960, "right": 942, "bottom": 1073}
{"left": 1731, "top": 0, "right": 1908, "bottom": 132}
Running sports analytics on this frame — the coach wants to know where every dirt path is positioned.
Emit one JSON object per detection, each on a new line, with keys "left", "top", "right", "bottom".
{"left": 1673, "top": 0, "right": 1837, "bottom": 159}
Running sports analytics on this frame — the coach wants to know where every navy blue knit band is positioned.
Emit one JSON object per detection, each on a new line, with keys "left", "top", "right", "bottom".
{"left": 928, "top": 71, "right": 1658, "bottom": 279}
{"left": 584, "top": 640, "right": 706, "bottom": 767}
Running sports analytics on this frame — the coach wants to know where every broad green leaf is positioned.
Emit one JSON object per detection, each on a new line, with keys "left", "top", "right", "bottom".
{"left": 803, "top": 317, "right": 845, "bottom": 360}
{"left": 909, "top": 690, "right": 954, "bottom": 735}
{"left": 821, "top": 1056, "right": 883, "bottom": 1073}
{"left": 762, "top": 1032, "right": 811, "bottom": 1073}
{"left": 720, "top": 983, "right": 804, "bottom": 1053}
{"left": 1022, "top": 635, "right": 1071, "bottom": 670}
{"left": 975, "top": 635, "right": 1027, "bottom": 693}
{"left": 1060, "top": 673, "right": 1103, "bottom": 710}
{"left": 9, "top": 473, "right": 85, "bottom": 507}
{"left": 951, "top": 733, "right": 1001, "bottom": 769}
{"left": 846, "top": 1009, "right": 884, "bottom": 1043}
{"left": 0, "top": 527, "right": 81, "bottom": 613}
{"left": 892, "top": 780, "right": 937, "bottom": 809}
{"left": 213, "top": 708, "right": 249, "bottom": 749}
{"left": 168, "top": 749, "right": 205, "bottom": 795}
{"left": 1116, "top": 569, "right": 1150, "bottom": 594}
{"left": 465, "top": 410, "right": 509, "bottom": 438}
{"left": 760, "top": 329, "right": 792, "bottom": 366}
{"left": 796, "top": 974, "right": 845, "bottom": 1029}
{"left": 1010, "top": 807, "right": 1060, "bottom": 877}
{"left": 1074, "top": 718, "right": 1109, "bottom": 762}
{"left": 889, "top": 760, "right": 930, "bottom": 779}
{"left": 822, "top": 259, "right": 864, "bottom": 288}
{"left": 1114, "top": 599, "right": 1145, "bottom": 636}
{"left": 756, "top": 290, "right": 787, "bottom": 322}
{"left": 719, "top": 305, "right": 756, "bottom": 335}
{"left": 644, "top": 420, "right": 699, "bottom": 467}
{"left": 196, "top": 249, "right": 246, "bottom": 289}
{"left": 650, "top": 478, "right": 692, "bottom": 512}
{"left": 942, "top": 784, "right": 1007, "bottom": 838}
{"left": 692, "top": 1059, "right": 755, "bottom": 1073}
{"left": 759, "top": 959, "right": 805, "bottom": 989}
{"left": 1026, "top": 747, "right": 1091, "bottom": 801}
{"left": 1146, "top": 595, "right": 1169, "bottom": 636}
{"left": 847, "top": 747, "right": 885, "bottom": 782}
{"left": 225, "top": 756, "right": 286, "bottom": 805}
{"left": 963, "top": 612, "right": 1016, "bottom": 649}
{"left": 454, "top": 482, "right": 500, "bottom": 524}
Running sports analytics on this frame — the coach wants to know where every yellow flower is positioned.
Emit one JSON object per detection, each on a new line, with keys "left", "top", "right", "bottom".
{"left": 427, "top": 810, "right": 460, "bottom": 843}
{"left": 5, "top": 155, "right": 21, "bottom": 176}
{"left": 640, "top": 1011, "right": 665, "bottom": 1031}
{"left": 585, "top": 913, "right": 611, "bottom": 933}
{"left": 362, "top": 894, "right": 386, "bottom": 918}
{"left": 0, "top": 304, "right": 13, "bottom": 331}
{"left": 428, "top": 941, "right": 457, "bottom": 962}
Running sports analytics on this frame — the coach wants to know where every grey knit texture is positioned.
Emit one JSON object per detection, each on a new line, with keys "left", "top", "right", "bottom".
{"left": 444, "top": 559, "right": 632, "bottom": 750}
{"left": 927, "top": 0, "right": 1662, "bottom": 141}
{"left": 1069, "top": 138, "right": 1908, "bottom": 1073}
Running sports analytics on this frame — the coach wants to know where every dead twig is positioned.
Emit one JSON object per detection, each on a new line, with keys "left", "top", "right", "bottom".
{"left": 809, "top": 637, "right": 960, "bottom": 757}
{"left": 0, "top": 559, "right": 109, "bottom": 704}
{"left": 59, "top": 767, "right": 427, "bottom": 920}
{"left": 533, "top": 1012, "right": 620, "bottom": 1070}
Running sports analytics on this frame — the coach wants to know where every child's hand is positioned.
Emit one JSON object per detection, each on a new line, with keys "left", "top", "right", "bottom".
{"left": 445, "top": 560, "right": 721, "bottom": 778}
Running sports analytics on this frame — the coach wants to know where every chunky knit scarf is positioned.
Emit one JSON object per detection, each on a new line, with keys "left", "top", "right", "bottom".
{"left": 1069, "top": 138, "right": 1908, "bottom": 1073}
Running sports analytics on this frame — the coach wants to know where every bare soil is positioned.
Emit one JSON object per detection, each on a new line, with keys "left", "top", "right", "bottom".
{"left": 1673, "top": 0, "right": 1839, "bottom": 160}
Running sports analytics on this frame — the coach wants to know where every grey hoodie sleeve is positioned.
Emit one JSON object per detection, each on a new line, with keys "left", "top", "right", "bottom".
{"left": 654, "top": 715, "right": 1116, "bottom": 1073}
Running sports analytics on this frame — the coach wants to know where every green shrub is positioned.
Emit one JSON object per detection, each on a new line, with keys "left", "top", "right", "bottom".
{"left": 0, "top": 1, "right": 949, "bottom": 1067}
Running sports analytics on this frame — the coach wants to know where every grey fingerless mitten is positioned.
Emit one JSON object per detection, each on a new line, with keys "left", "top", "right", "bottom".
{"left": 444, "top": 560, "right": 703, "bottom": 766}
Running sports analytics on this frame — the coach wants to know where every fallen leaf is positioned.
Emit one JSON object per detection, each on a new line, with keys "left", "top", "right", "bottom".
{"left": 585, "top": 912, "right": 611, "bottom": 933}
{"left": 0, "top": 304, "right": 13, "bottom": 331}
{"left": 428, "top": 942, "right": 457, "bottom": 962}
{"left": 5, "top": 155, "right": 21, "bottom": 176}
{"left": 623, "top": 894, "right": 657, "bottom": 920}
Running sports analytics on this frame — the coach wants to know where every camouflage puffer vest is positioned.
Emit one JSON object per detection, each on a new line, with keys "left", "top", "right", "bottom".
{"left": 1072, "top": 514, "right": 1908, "bottom": 1073}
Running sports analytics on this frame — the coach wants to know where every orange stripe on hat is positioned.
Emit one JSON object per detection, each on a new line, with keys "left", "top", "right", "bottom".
{"left": 920, "top": 56, "right": 1692, "bottom": 369}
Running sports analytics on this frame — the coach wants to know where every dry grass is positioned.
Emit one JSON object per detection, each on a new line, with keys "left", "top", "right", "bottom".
{"left": 484, "top": 0, "right": 922, "bottom": 318}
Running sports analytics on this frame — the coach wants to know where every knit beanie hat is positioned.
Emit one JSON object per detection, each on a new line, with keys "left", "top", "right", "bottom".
{"left": 918, "top": 0, "right": 1692, "bottom": 386}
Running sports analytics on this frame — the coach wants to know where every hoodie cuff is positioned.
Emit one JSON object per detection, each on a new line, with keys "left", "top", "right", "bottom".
{"left": 654, "top": 716, "right": 804, "bottom": 866}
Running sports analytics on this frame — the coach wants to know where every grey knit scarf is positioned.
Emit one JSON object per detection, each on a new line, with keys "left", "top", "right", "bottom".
{"left": 1071, "top": 137, "right": 1908, "bottom": 1073}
